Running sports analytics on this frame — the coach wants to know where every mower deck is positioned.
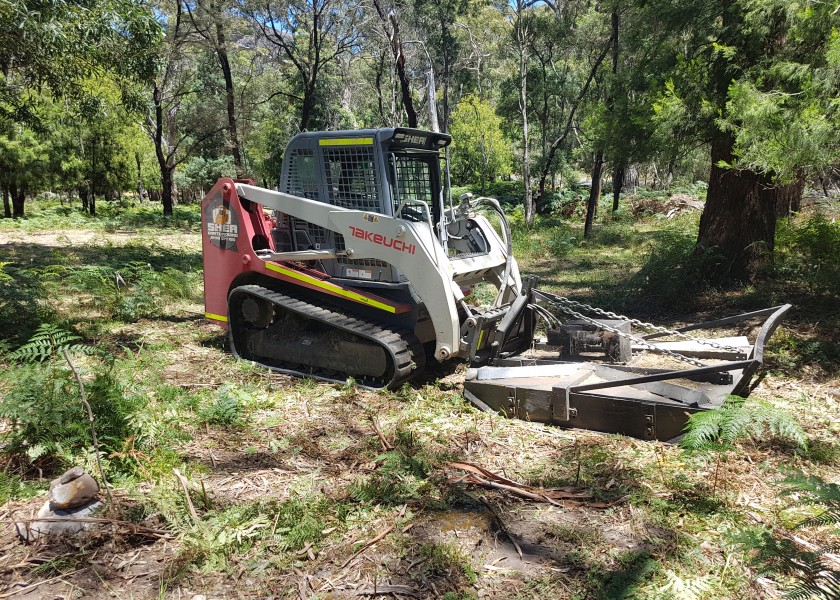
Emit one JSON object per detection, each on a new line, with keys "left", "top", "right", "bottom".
{"left": 464, "top": 304, "right": 791, "bottom": 442}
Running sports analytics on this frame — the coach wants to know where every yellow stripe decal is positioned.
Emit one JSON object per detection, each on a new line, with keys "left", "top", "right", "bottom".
{"left": 206, "top": 312, "right": 228, "bottom": 322}
{"left": 264, "top": 262, "right": 396, "bottom": 313}
{"left": 318, "top": 137, "right": 374, "bottom": 146}
{"left": 478, "top": 329, "right": 486, "bottom": 350}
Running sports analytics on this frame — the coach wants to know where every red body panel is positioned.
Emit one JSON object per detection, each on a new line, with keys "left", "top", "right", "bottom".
{"left": 201, "top": 178, "right": 410, "bottom": 328}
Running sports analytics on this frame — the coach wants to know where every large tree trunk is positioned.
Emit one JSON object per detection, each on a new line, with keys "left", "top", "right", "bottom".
{"left": 697, "top": 134, "right": 801, "bottom": 280}
{"left": 10, "top": 184, "right": 25, "bottom": 217}
{"left": 584, "top": 151, "right": 604, "bottom": 238}
{"left": 2, "top": 185, "right": 10, "bottom": 218}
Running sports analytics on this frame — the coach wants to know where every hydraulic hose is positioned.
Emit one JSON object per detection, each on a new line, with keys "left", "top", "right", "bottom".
{"left": 472, "top": 196, "right": 514, "bottom": 307}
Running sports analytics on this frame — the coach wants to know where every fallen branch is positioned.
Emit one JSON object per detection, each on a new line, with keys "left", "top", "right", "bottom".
{"left": 446, "top": 461, "right": 623, "bottom": 508}
{"left": 370, "top": 417, "right": 393, "bottom": 452}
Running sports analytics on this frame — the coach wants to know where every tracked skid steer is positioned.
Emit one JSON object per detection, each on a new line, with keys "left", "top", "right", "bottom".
{"left": 201, "top": 128, "right": 790, "bottom": 441}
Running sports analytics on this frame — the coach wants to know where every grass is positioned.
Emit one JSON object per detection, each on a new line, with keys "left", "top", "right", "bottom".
{"left": 0, "top": 191, "right": 838, "bottom": 598}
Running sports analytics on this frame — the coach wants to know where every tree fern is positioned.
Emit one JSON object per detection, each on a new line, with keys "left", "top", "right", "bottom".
{"left": 7, "top": 323, "right": 98, "bottom": 362}
{"left": 681, "top": 395, "right": 806, "bottom": 450}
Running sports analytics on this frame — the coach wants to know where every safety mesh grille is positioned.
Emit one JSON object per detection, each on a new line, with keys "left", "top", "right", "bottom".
{"left": 284, "top": 149, "right": 319, "bottom": 200}
{"left": 323, "top": 147, "right": 380, "bottom": 210}
{"left": 392, "top": 156, "right": 433, "bottom": 206}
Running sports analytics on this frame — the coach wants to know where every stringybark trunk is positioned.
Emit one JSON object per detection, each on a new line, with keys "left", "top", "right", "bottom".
{"left": 697, "top": 134, "right": 802, "bottom": 280}
{"left": 10, "top": 184, "right": 25, "bottom": 217}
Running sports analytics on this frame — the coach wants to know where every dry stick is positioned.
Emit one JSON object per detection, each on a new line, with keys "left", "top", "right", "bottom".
{"left": 0, "top": 568, "right": 87, "bottom": 599}
{"left": 370, "top": 417, "right": 393, "bottom": 452}
{"left": 340, "top": 505, "right": 406, "bottom": 569}
{"left": 172, "top": 469, "right": 199, "bottom": 523}
{"left": 62, "top": 348, "right": 113, "bottom": 505}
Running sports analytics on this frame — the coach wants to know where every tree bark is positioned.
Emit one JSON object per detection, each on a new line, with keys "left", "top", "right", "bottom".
{"left": 696, "top": 134, "right": 801, "bottom": 280}
{"left": 516, "top": 3, "right": 533, "bottom": 226}
{"left": 9, "top": 184, "right": 25, "bottom": 217}
{"left": 2, "top": 185, "right": 10, "bottom": 218}
{"left": 612, "top": 164, "right": 624, "bottom": 212}
{"left": 427, "top": 63, "right": 440, "bottom": 133}
{"left": 584, "top": 151, "right": 604, "bottom": 238}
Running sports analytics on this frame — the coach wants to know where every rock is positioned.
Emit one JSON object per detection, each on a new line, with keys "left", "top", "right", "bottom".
{"left": 59, "top": 466, "right": 85, "bottom": 484}
{"left": 15, "top": 498, "right": 103, "bottom": 542}
{"left": 50, "top": 471, "right": 99, "bottom": 510}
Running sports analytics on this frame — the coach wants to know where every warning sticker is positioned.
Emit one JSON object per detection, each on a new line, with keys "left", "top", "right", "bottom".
{"left": 345, "top": 268, "right": 373, "bottom": 280}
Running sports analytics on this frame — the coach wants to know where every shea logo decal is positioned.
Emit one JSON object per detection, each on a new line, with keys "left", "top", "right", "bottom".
{"left": 204, "top": 196, "right": 239, "bottom": 251}
{"left": 349, "top": 226, "right": 416, "bottom": 255}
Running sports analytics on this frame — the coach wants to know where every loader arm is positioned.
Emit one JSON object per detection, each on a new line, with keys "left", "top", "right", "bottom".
{"left": 235, "top": 183, "right": 461, "bottom": 361}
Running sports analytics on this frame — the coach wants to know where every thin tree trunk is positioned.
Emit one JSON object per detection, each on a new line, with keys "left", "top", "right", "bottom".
{"left": 516, "top": 6, "right": 533, "bottom": 227}
{"left": 215, "top": 17, "right": 243, "bottom": 175}
{"left": 427, "top": 65, "right": 440, "bottom": 133}
{"left": 2, "top": 185, "right": 10, "bottom": 218}
{"left": 584, "top": 151, "right": 604, "bottom": 239}
{"left": 135, "top": 151, "right": 144, "bottom": 203}
{"left": 612, "top": 164, "right": 624, "bottom": 212}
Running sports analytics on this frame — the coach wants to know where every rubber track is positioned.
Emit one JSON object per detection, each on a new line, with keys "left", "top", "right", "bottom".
{"left": 229, "top": 284, "right": 425, "bottom": 390}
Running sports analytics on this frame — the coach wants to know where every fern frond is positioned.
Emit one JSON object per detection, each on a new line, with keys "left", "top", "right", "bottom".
{"left": 785, "top": 570, "right": 840, "bottom": 600}
{"left": 681, "top": 396, "right": 806, "bottom": 450}
{"left": 681, "top": 409, "right": 725, "bottom": 449}
{"left": 7, "top": 323, "right": 97, "bottom": 362}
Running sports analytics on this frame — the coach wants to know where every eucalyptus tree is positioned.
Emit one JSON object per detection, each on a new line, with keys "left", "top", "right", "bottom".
{"left": 242, "top": 0, "right": 362, "bottom": 133}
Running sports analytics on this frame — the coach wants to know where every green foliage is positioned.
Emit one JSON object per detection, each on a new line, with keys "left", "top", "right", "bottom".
{"left": 775, "top": 215, "right": 840, "bottom": 292}
{"left": 7, "top": 323, "right": 97, "bottom": 362}
{"left": 0, "top": 361, "right": 142, "bottom": 467}
{"left": 180, "top": 504, "right": 272, "bottom": 570}
{"left": 681, "top": 396, "right": 806, "bottom": 451}
{"left": 0, "top": 263, "right": 50, "bottom": 343}
{"left": 350, "top": 428, "right": 434, "bottom": 505}
{"left": 0, "top": 470, "right": 43, "bottom": 504}
{"left": 450, "top": 95, "right": 513, "bottom": 187}
{"left": 418, "top": 541, "right": 477, "bottom": 582}
{"left": 198, "top": 386, "right": 249, "bottom": 427}
{"left": 270, "top": 497, "right": 331, "bottom": 552}
{"left": 65, "top": 262, "right": 197, "bottom": 321}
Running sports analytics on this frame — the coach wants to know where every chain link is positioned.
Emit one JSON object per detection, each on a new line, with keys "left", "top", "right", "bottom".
{"left": 535, "top": 291, "right": 743, "bottom": 354}
{"left": 545, "top": 300, "right": 709, "bottom": 368}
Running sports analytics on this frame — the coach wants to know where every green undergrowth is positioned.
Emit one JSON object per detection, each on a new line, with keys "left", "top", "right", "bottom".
{"left": 0, "top": 199, "right": 202, "bottom": 233}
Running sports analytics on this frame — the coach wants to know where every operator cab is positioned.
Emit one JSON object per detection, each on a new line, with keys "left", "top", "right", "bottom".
{"left": 274, "top": 128, "right": 453, "bottom": 284}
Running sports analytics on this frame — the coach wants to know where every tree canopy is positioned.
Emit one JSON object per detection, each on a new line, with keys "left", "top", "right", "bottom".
{"left": 3, "top": 0, "right": 839, "bottom": 278}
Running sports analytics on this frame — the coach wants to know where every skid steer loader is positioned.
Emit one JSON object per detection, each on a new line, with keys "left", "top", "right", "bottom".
{"left": 202, "top": 127, "right": 790, "bottom": 441}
